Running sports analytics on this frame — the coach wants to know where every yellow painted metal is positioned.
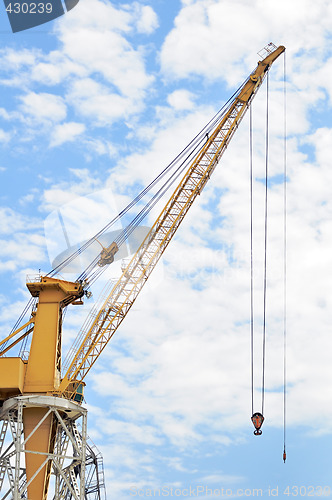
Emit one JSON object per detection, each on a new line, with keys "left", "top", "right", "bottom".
{"left": 59, "top": 45, "right": 285, "bottom": 397}
{"left": 23, "top": 407, "right": 55, "bottom": 500}
{"left": 0, "top": 326, "right": 34, "bottom": 356}
{"left": 24, "top": 276, "right": 84, "bottom": 393}
{"left": 0, "top": 316, "right": 35, "bottom": 351}
{"left": 19, "top": 276, "right": 83, "bottom": 499}
{"left": 0, "top": 357, "right": 26, "bottom": 398}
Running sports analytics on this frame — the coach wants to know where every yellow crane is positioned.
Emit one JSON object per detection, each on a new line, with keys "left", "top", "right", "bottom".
{"left": 0, "top": 44, "right": 285, "bottom": 499}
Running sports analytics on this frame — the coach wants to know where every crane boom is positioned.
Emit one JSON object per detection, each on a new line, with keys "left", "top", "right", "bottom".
{"left": 0, "top": 45, "right": 285, "bottom": 500}
{"left": 59, "top": 44, "right": 285, "bottom": 397}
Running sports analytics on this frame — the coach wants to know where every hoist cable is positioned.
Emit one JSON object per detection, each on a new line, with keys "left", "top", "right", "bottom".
{"left": 249, "top": 104, "right": 254, "bottom": 417}
{"left": 261, "top": 72, "right": 269, "bottom": 415}
{"left": 283, "top": 50, "right": 287, "bottom": 462}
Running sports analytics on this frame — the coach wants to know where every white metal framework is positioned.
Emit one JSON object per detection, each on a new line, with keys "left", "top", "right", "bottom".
{"left": 0, "top": 396, "right": 87, "bottom": 499}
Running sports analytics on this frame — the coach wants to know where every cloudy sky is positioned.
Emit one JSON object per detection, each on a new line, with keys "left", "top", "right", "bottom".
{"left": 1, "top": 0, "right": 332, "bottom": 498}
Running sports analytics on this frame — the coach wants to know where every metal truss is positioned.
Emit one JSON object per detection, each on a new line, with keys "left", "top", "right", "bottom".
{"left": 0, "top": 395, "right": 88, "bottom": 499}
{"left": 53, "top": 430, "right": 107, "bottom": 500}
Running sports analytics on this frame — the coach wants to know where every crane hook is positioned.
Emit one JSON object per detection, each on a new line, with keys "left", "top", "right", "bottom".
{"left": 251, "top": 412, "right": 264, "bottom": 436}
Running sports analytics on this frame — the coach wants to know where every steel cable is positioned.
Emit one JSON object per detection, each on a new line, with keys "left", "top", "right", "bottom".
{"left": 261, "top": 72, "right": 269, "bottom": 415}
{"left": 283, "top": 50, "right": 287, "bottom": 462}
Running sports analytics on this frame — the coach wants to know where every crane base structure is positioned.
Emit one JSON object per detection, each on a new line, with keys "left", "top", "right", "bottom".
{"left": 0, "top": 395, "right": 90, "bottom": 499}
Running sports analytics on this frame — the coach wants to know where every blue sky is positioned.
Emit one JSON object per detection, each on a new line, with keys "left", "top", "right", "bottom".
{"left": 1, "top": 0, "right": 332, "bottom": 498}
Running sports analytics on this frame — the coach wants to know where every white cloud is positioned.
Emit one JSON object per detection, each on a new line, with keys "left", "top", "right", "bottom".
{"left": 167, "top": 89, "right": 196, "bottom": 110}
{"left": 0, "top": 108, "right": 19, "bottom": 121}
{"left": 30, "top": 51, "right": 86, "bottom": 86}
{"left": 56, "top": 0, "right": 133, "bottom": 33}
{"left": 53, "top": 0, "right": 154, "bottom": 99}
{"left": 0, "top": 234, "right": 46, "bottom": 268}
{"left": 19, "top": 193, "right": 36, "bottom": 206}
{"left": 0, "top": 0, "right": 156, "bottom": 142}
{"left": 59, "top": 29, "right": 152, "bottom": 98}
{"left": 66, "top": 78, "right": 143, "bottom": 125}
{"left": 305, "top": 127, "right": 332, "bottom": 168}
{"left": 50, "top": 121, "right": 86, "bottom": 147}
{"left": 134, "top": 4, "right": 159, "bottom": 34}
{"left": 19, "top": 92, "right": 67, "bottom": 124}
{"left": 40, "top": 168, "right": 104, "bottom": 213}
{"left": 109, "top": 103, "right": 216, "bottom": 191}
{"left": 0, "top": 129, "right": 11, "bottom": 143}
{"left": 160, "top": 0, "right": 332, "bottom": 87}
{"left": 0, "top": 47, "right": 40, "bottom": 74}
{"left": 96, "top": 417, "right": 163, "bottom": 446}
{"left": 0, "top": 207, "right": 41, "bottom": 235}
{"left": 83, "top": 138, "right": 117, "bottom": 159}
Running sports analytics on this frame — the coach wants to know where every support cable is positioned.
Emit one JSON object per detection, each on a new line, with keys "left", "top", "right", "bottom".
{"left": 250, "top": 104, "right": 254, "bottom": 418}
{"left": 0, "top": 297, "right": 34, "bottom": 354}
{"left": 250, "top": 74, "right": 269, "bottom": 436}
{"left": 6, "top": 79, "right": 249, "bottom": 358}
{"left": 77, "top": 134, "right": 206, "bottom": 286}
{"left": 250, "top": 57, "right": 286, "bottom": 441}
{"left": 261, "top": 72, "right": 269, "bottom": 416}
{"left": 250, "top": 77, "right": 270, "bottom": 436}
{"left": 283, "top": 50, "right": 287, "bottom": 463}
{"left": 4, "top": 79, "right": 250, "bottom": 357}
{"left": 49, "top": 80, "right": 248, "bottom": 282}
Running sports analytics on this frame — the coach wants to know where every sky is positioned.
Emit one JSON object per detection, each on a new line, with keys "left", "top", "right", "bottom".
{"left": 0, "top": 0, "right": 332, "bottom": 498}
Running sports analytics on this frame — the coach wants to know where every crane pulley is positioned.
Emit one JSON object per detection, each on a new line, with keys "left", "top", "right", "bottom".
{"left": 0, "top": 43, "right": 285, "bottom": 499}
{"left": 97, "top": 240, "right": 119, "bottom": 267}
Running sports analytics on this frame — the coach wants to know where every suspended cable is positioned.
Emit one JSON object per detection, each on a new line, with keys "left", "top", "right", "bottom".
{"left": 250, "top": 58, "right": 287, "bottom": 441}
{"left": 282, "top": 50, "right": 287, "bottom": 464}
{"left": 251, "top": 71, "right": 270, "bottom": 437}
{"left": 250, "top": 104, "right": 254, "bottom": 418}
{"left": 261, "top": 71, "right": 269, "bottom": 416}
